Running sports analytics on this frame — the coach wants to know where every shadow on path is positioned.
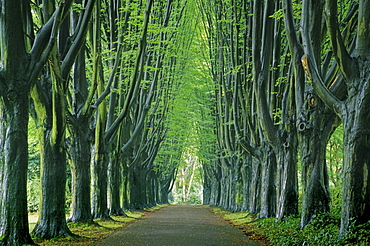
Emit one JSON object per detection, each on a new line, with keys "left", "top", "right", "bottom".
{"left": 93, "top": 205, "right": 261, "bottom": 246}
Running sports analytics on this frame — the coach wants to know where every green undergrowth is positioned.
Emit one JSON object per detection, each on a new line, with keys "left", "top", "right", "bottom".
{"left": 31, "top": 205, "right": 167, "bottom": 246}
{"left": 211, "top": 207, "right": 370, "bottom": 246}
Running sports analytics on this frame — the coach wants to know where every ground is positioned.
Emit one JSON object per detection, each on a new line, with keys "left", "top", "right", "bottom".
{"left": 93, "top": 205, "right": 261, "bottom": 246}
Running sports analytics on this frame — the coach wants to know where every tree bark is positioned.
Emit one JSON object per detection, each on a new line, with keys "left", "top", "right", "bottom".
{"left": 259, "top": 143, "right": 276, "bottom": 218}
{"left": 91, "top": 130, "right": 110, "bottom": 219}
{"left": 91, "top": 100, "right": 110, "bottom": 218}
{"left": 0, "top": 1, "right": 34, "bottom": 244}
{"left": 129, "top": 164, "right": 148, "bottom": 210}
{"left": 276, "top": 129, "right": 299, "bottom": 219}
{"left": 298, "top": 89, "right": 339, "bottom": 229}
{"left": 90, "top": 0, "right": 110, "bottom": 219}
{"left": 301, "top": 0, "right": 370, "bottom": 236}
{"left": 108, "top": 152, "right": 126, "bottom": 216}
{"left": 68, "top": 120, "right": 93, "bottom": 222}
{"left": 283, "top": 0, "right": 337, "bottom": 228}
{"left": 248, "top": 158, "right": 261, "bottom": 215}
{"left": 31, "top": 65, "right": 72, "bottom": 238}
{"left": 340, "top": 77, "right": 370, "bottom": 236}
{"left": 0, "top": 91, "right": 34, "bottom": 245}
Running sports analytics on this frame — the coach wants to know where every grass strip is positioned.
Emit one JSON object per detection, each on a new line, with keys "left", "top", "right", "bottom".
{"left": 31, "top": 205, "right": 167, "bottom": 246}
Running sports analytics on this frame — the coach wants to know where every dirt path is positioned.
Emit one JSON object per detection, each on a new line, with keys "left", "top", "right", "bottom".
{"left": 93, "top": 205, "right": 260, "bottom": 246}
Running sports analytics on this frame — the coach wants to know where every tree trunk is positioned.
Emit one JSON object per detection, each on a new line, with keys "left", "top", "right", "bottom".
{"left": 276, "top": 130, "right": 298, "bottom": 220}
{"left": 129, "top": 165, "right": 147, "bottom": 210}
{"left": 202, "top": 165, "right": 211, "bottom": 205}
{"left": 0, "top": 0, "right": 34, "bottom": 244}
{"left": 147, "top": 171, "right": 157, "bottom": 207}
{"left": 159, "top": 180, "right": 170, "bottom": 204}
{"left": 340, "top": 76, "right": 370, "bottom": 236}
{"left": 211, "top": 164, "right": 222, "bottom": 206}
{"left": 219, "top": 163, "right": 228, "bottom": 209}
{"left": 66, "top": 37, "right": 93, "bottom": 223}
{"left": 32, "top": 50, "right": 72, "bottom": 238}
{"left": 0, "top": 93, "right": 34, "bottom": 245}
{"left": 121, "top": 157, "right": 130, "bottom": 209}
{"left": 32, "top": 129, "right": 72, "bottom": 238}
{"left": 63, "top": 0, "right": 100, "bottom": 223}
{"left": 259, "top": 144, "right": 276, "bottom": 218}
{"left": 249, "top": 158, "right": 261, "bottom": 215}
{"left": 91, "top": 79, "right": 110, "bottom": 218}
{"left": 283, "top": 0, "right": 335, "bottom": 229}
{"left": 240, "top": 157, "right": 251, "bottom": 211}
{"left": 108, "top": 153, "right": 126, "bottom": 216}
{"left": 298, "top": 90, "right": 338, "bottom": 229}
{"left": 91, "top": 0, "right": 110, "bottom": 219}
{"left": 91, "top": 125, "right": 110, "bottom": 219}
{"left": 203, "top": 160, "right": 221, "bottom": 206}
{"left": 68, "top": 122, "right": 93, "bottom": 222}
{"left": 229, "top": 157, "right": 240, "bottom": 211}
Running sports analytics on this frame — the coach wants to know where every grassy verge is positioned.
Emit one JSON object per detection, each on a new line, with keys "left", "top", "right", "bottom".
{"left": 211, "top": 207, "right": 269, "bottom": 245}
{"left": 30, "top": 205, "right": 167, "bottom": 246}
{"left": 210, "top": 207, "right": 370, "bottom": 246}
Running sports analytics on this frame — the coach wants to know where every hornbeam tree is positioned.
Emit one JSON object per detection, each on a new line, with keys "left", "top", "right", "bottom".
{"left": 0, "top": 0, "right": 74, "bottom": 244}
{"left": 31, "top": 0, "right": 96, "bottom": 238}
{"left": 282, "top": 0, "right": 352, "bottom": 229}
{"left": 251, "top": 0, "right": 299, "bottom": 219}
{"left": 301, "top": 0, "right": 370, "bottom": 236}
{"left": 67, "top": 0, "right": 131, "bottom": 221}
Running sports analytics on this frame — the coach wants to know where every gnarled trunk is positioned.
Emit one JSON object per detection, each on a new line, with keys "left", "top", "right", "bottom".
{"left": 340, "top": 75, "right": 370, "bottom": 236}
{"left": 259, "top": 143, "right": 276, "bottom": 218}
{"left": 249, "top": 158, "right": 261, "bottom": 215}
{"left": 68, "top": 122, "right": 93, "bottom": 222}
{"left": 32, "top": 128, "right": 72, "bottom": 238}
{"left": 298, "top": 91, "right": 338, "bottom": 229}
{"left": 31, "top": 53, "right": 72, "bottom": 238}
{"left": 91, "top": 130, "right": 110, "bottom": 219}
{"left": 108, "top": 153, "right": 126, "bottom": 216}
{"left": 0, "top": 94, "right": 34, "bottom": 245}
{"left": 0, "top": 0, "right": 34, "bottom": 244}
{"left": 276, "top": 131, "right": 298, "bottom": 220}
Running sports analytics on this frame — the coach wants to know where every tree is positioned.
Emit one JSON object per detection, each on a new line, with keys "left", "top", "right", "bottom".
{"left": 66, "top": 0, "right": 99, "bottom": 223}
{"left": 31, "top": 0, "right": 96, "bottom": 238}
{"left": 282, "top": 0, "right": 345, "bottom": 229}
{"left": 0, "top": 0, "right": 74, "bottom": 244}
{"left": 66, "top": 0, "right": 131, "bottom": 221}
{"left": 199, "top": 0, "right": 249, "bottom": 212}
{"left": 301, "top": 0, "right": 370, "bottom": 236}
{"left": 90, "top": 0, "right": 111, "bottom": 219}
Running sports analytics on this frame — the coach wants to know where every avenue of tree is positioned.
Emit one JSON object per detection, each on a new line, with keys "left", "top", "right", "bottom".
{"left": 0, "top": 0, "right": 369, "bottom": 245}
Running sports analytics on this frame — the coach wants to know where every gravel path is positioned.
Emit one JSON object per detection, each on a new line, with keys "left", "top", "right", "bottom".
{"left": 93, "top": 205, "right": 260, "bottom": 246}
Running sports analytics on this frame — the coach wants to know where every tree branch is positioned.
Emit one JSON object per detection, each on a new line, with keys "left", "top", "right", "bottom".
{"left": 29, "top": 0, "right": 74, "bottom": 85}
{"left": 254, "top": 0, "right": 280, "bottom": 147}
{"left": 120, "top": 54, "right": 161, "bottom": 151}
{"left": 29, "top": 14, "right": 53, "bottom": 62}
{"left": 90, "top": 43, "right": 123, "bottom": 112}
{"left": 61, "top": 0, "right": 97, "bottom": 79}
{"left": 301, "top": 0, "right": 343, "bottom": 116}
{"left": 283, "top": 0, "right": 305, "bottom": 110}
{"left": 325, "top": 0, "right": 357, "bottom": 81}
{"left": 283, "top": 0, "right": 304, "bottom": 58}
{"left": 238, "top": 137, "right": 262, "bottom": 160}
{"left": 104, "top": 0, "right": 154, "bottom": 141}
